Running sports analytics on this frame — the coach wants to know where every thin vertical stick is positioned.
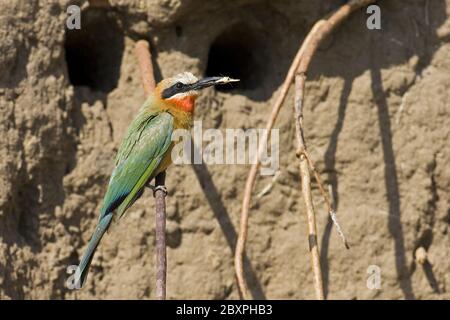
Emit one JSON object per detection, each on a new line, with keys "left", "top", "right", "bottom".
{"left": 134, "top": 39, "right": 167, "bottom": 300}
{"left": 295, "top": 74, "right": 324, "bottom": 300}
{"left": 154, "top": 172, "right": 167, "bottom": 300}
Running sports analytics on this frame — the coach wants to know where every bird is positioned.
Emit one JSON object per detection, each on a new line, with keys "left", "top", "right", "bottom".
{"left": 74, "top": 72, "right": 239, "bottom": 287}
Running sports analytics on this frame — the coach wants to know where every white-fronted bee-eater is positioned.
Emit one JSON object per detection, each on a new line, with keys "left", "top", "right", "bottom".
{"left": 75, "top": 72, "right": 238, "bottom": 287}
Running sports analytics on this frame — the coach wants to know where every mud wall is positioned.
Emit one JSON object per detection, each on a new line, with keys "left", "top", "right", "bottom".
{"left": 0, "top": 0, "right": 449, "bottom": 299}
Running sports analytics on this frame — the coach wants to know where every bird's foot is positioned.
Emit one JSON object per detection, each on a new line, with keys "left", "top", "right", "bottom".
{"left": 153, "top": 185, "right": 167, "bottom": 197}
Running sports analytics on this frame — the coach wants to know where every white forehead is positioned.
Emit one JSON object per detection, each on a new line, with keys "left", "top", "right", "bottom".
{"left": 172, "top": 72, "right": 198, "bottom": 85}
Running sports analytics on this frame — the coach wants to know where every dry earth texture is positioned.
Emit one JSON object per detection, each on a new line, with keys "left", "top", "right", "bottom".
{"left": 0, "top": 0, "right": 449, "bottom": 299}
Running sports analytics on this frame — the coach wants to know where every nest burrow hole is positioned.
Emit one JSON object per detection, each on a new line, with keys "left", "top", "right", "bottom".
{"left": 206, "top": 23, "right": 267, "bottom": 92}
{"left": 64, "top": 8, "right": 124, "bottom": 93}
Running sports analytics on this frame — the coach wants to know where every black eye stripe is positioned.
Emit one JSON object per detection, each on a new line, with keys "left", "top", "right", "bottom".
{"left": 162, "top": 82, "right": 192, "bottom": 99}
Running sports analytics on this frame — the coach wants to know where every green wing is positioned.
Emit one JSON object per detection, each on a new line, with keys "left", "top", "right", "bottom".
{"left": 99, "top": 110, "right": 174, "bottom": 221}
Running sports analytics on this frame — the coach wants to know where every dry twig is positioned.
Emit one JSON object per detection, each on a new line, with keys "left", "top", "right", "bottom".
{"left": 294, "top": 74, "right": 324, "bottom": 299}
{"left": 235, "top": 0, "right": 376, "bottom": 300}
{"left": 134, "top": 39, "right": 167, "bottom": 300}
{"left": 256, "top": 170, "right": 281, "bottom": 199}
{"left": 306, "top": 154, "right": 348, "bottom": 249}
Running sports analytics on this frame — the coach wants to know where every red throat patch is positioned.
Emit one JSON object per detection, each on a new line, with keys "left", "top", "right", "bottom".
{"left": 170, "top": 96, "right": 196, "bottom": 112}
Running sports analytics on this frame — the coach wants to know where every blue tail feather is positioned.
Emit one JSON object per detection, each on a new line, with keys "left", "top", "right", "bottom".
{"left": 75, "top": 213, "right": 113, "bottom": 288}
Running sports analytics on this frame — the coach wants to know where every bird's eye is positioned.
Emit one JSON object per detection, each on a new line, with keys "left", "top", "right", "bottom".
{"left": 176, "top": 82, "right": 183, "bottom": 89}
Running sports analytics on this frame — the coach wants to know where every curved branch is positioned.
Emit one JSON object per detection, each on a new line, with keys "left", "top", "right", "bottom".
{"left": 235, "top": 0, "right": 376, "bottom": 299}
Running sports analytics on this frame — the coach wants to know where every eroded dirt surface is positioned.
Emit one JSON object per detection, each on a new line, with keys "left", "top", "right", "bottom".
{"left": 0, "top": 0, "right": 449, "bottom": 299}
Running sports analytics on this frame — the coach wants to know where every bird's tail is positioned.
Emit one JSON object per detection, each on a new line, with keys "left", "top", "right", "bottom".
{"left": 75, "top": 213, "right": 113, "bottom": 288}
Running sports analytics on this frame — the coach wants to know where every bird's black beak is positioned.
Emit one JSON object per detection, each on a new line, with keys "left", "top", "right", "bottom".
{"left": 191, "top": 76, "right": 239, "bottom": 90}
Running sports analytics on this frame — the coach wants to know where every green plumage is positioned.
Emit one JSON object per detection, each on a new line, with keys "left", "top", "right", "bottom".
{"left": 102, "top": 106, "right": 174, "bottom": 220}
{"left": 75, "top": 97, "right": 174, "bottom": 287}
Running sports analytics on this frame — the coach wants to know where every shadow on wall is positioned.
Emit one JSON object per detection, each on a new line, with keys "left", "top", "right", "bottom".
{"left": 191, "top": 159, "right": 267, "bottom": 299}
{"left": 317, "top": 0, "right": 447, "bottom": 299}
